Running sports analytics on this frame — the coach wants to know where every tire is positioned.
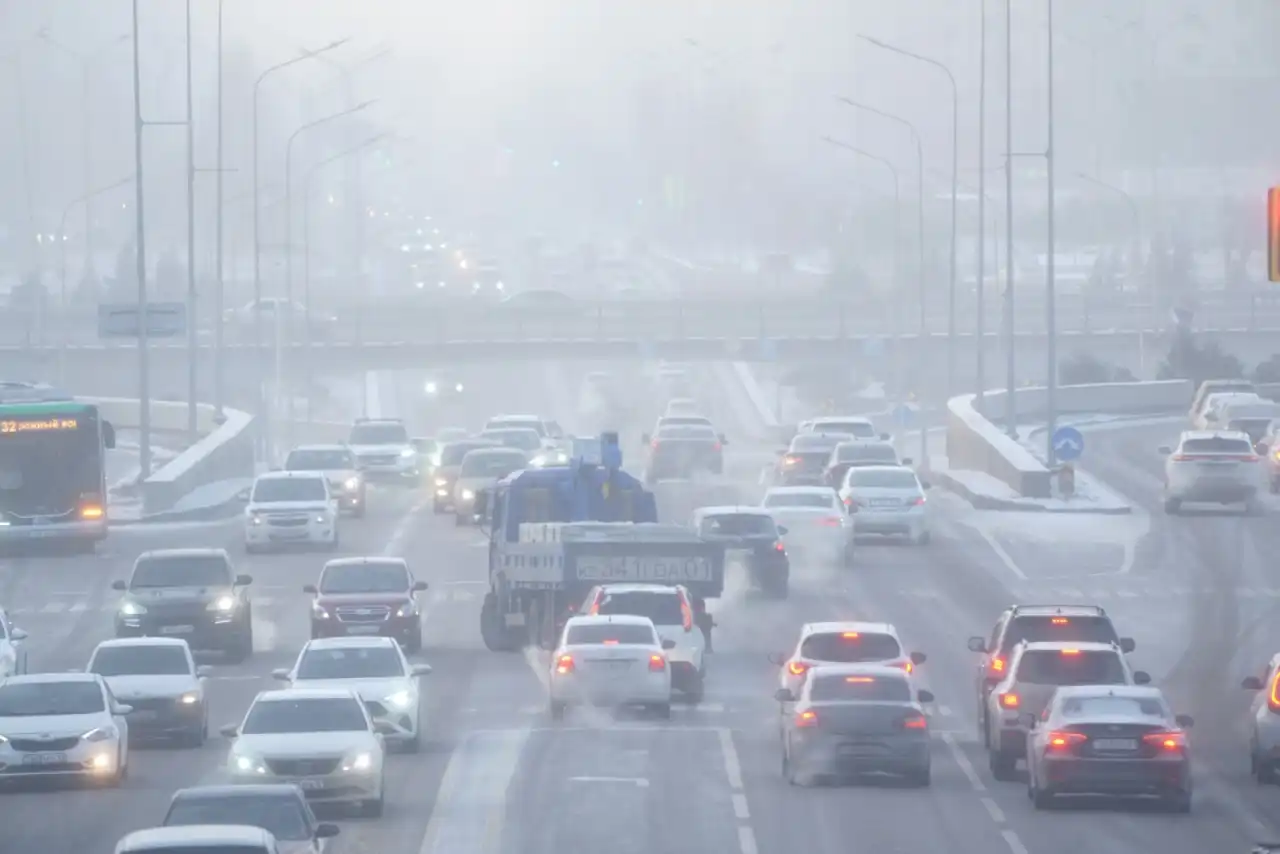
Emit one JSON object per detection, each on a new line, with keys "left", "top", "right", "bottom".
{"left": 915, "top": 531, "right": 931, "bottom": 545}
{"left": 782, "top": 749, "right": 797, "bottom": 785}
{"left": 404, "top": 733, "right": 421, "bottom": 753}
{"left": 1257, "top": 756, "right": 1277, "bottom": 785}
{"left": 225, "top": 620, "right": 253, "bottom": 663}
{"left": 182, "top": 725, "right": 205, "bottom": 749}
{"left": 988, "top": 749, "right": 1016, "bottom": 781}
{"left": 105, "top": 747, "right": 126, "bottom": 787}
{"left": 244, "top": 542, "right": 261, "bottom": 555}
{"left": 1163, "top": 497, "right": 1182, "bottom": 515}
{"left": 432, "top": 501, "right": 445, "bottom": 515}
{"left": 405, "top": 629, "right": 423, "bottom": 655}
{"left": 1165, "top": 790, "right": 1192, "bottom": 813}
{"left": 454, "top": 513, "right": 466, "bottom": 527}
{"left": 549, "top": 700, "right": 567, "bottom": 721}
{"left": 324, "top": 531, "right": 341, "bottom": 552}
{"left": 653, "top": 702, "right": 672, "bottom": 720}
{"left": 684, "top": 671, "right": 705, "bottom": 705}
{"left": 907, "top": 764, "right": 931, "bottom": 787}
{"left": 1031, "top": 783, "right": 1054, "bottom": 809}
{"left": 351, "top": 502, "right": 366, "bottom": 519}
{"left": 362, "top": 788, "right": 385, "bottom": 818}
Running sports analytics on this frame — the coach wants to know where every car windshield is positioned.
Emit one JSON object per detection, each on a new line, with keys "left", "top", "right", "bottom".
{"left": 460, "top": 451, "right": 527, "bottom": 477}
{"left": 565, "top": 624, "right": 656, "bottom": 645}
{"left": 847, "top": 469, "right": 919, "bottom": 490}
{"left": 479, "top": 430, "right": 541, "bottom": 452}
{"left": 90, "top": 645, "right": 190, "bottom": 677}
{"left": 800, "top": 632, "right": 901, "bottom": 662}
{"left": 488, "top": 419, "right": 545, "bottom": 437}
{"left": 660, "top": 417, "right": 710, "bottom": 427}
{"left": 594, "top": 591, "right": 683, "bottom": 626}
{"left": 319, "top": 562, "right": 409, "bottom": 594}
{"left": 0, "top": 681, "right": 104, "bottom": 716}
{"left": 285, "top": 449, "right": 354, "bottom": 471}
{"left": 252, "top": 477, "right": 327, "bottom": 503}
{"left": 657, "top": 425, "right": 717, "bottom": 440}
{"left": 699, "top": 514, "right": 776, "bottom": 537}
{"left": 132, "top": 555, "right": 229, "bottom": 588}
{"left": 1058, "top": 695, "right": 1167, "bottom": 719}
{"left": 810, "top": 675, "right": 911, "bottom": 702}
{"left": 763, "top": 492, "right": 836, "bottom": 509}
{"left": 1181, "top": 436, "right": 1255, "bottom": 455}
{"left": 1002, "top": 615, "right": 1118, "bottom": 651}
{"left": 811, "top": 421, "right": 877, "bottom": 439}
{"left": 241, "top": 697, "right": 368, "bottom": 734}
{"left": 791, "top": 433, "right": 851, "bottom": 451}
{"left": 1015, "top": 650, "right": 1127, "bottom": 685}
{"left": 348, "top": 422, "right": 408, "bottom": 445}
{"left": 132, "top": 847, "right": 268, "bottom": 854}
{"left": 296, "top": 646, "right": 405, "bottom": 680}
{"left": 836, "top": 444, "right": 897, "bottom": 463}
{"left": 165, "top": 795, "right": 310, "bottom": 841}
{"left": 441, "top": 441, "right": 495, "bottom": 465}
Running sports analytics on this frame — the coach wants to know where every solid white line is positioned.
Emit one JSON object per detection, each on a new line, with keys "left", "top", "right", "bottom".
{"left": 1001, "top": 829, "right": 1029, "bottom": 854}
{"left": 941, "top": 733, "right": 987, "bottom": 792}
{"left": 981, "top": 796, "right": 1005, "bottom": 824}
{"left": 568, "top": 776, "right": 649, "bottom": 787}
{"left": 737, "top": 826, "right": 759, "bottom": 854}
{"left": 976, "top": 528, "right": 1027, "bottom": 581}
{"left": 717, "top": 727, "right": 744, "bottom": 791}
{"left": 731, "top": 793, "right": 750, "bottom": 820}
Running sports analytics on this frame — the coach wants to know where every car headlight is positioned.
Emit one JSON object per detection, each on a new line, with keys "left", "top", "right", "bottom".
{"left": 312, "top": 602, "right": 331, "bottom": 620}
{"left": 179, "top": 692, "right": 200, "bottom": 705}
{"left": 119, "top": 601, "right": 146, "bottom": 616}
{"left": 233, "top": 752, "right": 267, "bottom": 774}
{"left": 342, "top": 751, "right": 374, "bottom": 773}
{"left": 400, "top": 448, "right": 415, "bottom": 458}
{"left": 461, "top": 489, "right": 475, "bottom": 501}
{"left": 315, "top": 514, "right": 328, "bottom": 523}
{"left": 249, "top": 513, "right": 263, "bottom": 526}
{"left": 344, "top": 477, "right": 359, "bottom": 490}
{"left": 207, "top": 596, "right": 236, "bottom": 612}
{"left": 385, "top": 689, "right": 413, "bottom": 710}
{"left": 434, "top": 477, "right": 448, "bottom": 487}
{"left": 424, "top": 381, "right": 438, "bottom": 395}
{"left": 82, "top": 726, "right": 117, "bottom": 743}
{"left": 395, "top": 602, "right": 418, "bottom": 618}
{"left": 0, "top": 735, "right": 8, "bottom": 744}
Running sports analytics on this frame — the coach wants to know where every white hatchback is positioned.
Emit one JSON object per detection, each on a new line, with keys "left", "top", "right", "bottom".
{"left": 0, "top": 672, "right": 131, "bottom": 785}
{"left": 771, "top": 621, "right": 926, "bottom": 700}
{"left": 549, "top": 615, "right": 673, "bottom": 719}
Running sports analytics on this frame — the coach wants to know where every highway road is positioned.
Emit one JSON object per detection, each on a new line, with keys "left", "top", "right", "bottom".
{"left": 4, "top": 361, "right": 1280, "bottom": 854}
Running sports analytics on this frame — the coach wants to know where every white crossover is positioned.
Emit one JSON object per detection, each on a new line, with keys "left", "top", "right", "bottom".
{"left": 452, "top": 446, "right": 528, "bottom": 524}
{"left": 272, "top": 637, "right": 432, "bottom": 752}
{"left": 87, "top": 637, "right": 211, "bottom": 747}
{"left": 244, "top": 472, "right": 339, "bottom": 553}
{"left": 283, "top": 444, "right": 366, "bottom": 518}
{"left": 222, "top": 688, "right": 386, "bottom": 816}
{"left": 347, "top": 418, "right": 419, "bottom": 484}
{"left": 580, "top": 584, "right": 707, "bottom": 701}
{"left": 772, "top": 621, "right": 926, "bottom": 700}
{"left": 548, "top": 614, "right": 674, "bottom": 720}
{"left": 0, "top": 672, "right": 131, "bottom": 785}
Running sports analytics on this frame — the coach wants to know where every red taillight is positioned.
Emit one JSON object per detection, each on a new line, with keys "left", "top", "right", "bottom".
{"left": 987, "top": 657, "right": 1005, "bottom": 677}
{"left": 787, "top": 661, "right": 808, "bottom": 676}
{"left": 783, "top": 455, "right": 800, "bottom": 467}
{"left": 1051, "top": 617, "right": 1069, "bottom": 625}
{"left": 818, "top": 516, "right": 842, "bottom": 527}
{"left": 1000, "top": 692, "right": 1019, "bottom": 708}
{"left": 795, "top": 710, "right": 819, "bottom": 728}
{"left": 649, "top": 654, "right": 666, "bottom": 672}
{"left": 774, "top": 541, "right": 786, "bottom": 552}
{"left": 902, "top": 714, "right": 928, "bottom": 730}
{"left": 1267, "top": 670, "right": 1280, "bottom": 712}
{"left": 555, "top": 654, "right": 574, "bottom": 674}
{"left": 1142, "top": 731, "right": 1186, "bottom": 751}
{"left": 712, "top": 442, "right": 722, "bottom": 451}
{"left": 1046, "top": 731, "right": 1087, "bottom": 752}
{"left": 80, "top": 503, "right": 105, "bottom": 520}
{"left": 908, "top": 496, "right": 925, "bottom": 507}
{"left": 589, "top": 601, "right": 600, "bottom": 616}
{"left": 680, "top": 598, "right": 693, "bottom": 632}
{"left": 651, "top": 440, "right": 660, "bottom": 450}
{"left": 1061, "top": 649, "right": 1080, "bottom": 656}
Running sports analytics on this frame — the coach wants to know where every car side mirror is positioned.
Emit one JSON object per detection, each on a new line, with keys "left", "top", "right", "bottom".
{"left": 1157, "top": 445, "right": 1172, "bottom": 455}
{"left": 767, "top": 652, "right": 785, "bottom": 666}
{"left": 1175, "top": 714, "right": 1195, "bottom": 728}
{"left": 774, "top": 688, "right": 795, "bottom": 703}
{"left": 195, "top": 665, "right": 213, "bottom": 678}
{"left": 777, "top": 525, "right": 788, "bottom": 535}
{"left": 916, "top": 689, "right": 935, "bottom": 703}
{"left": 661, "top": 639, "right": 676, "bottom": 650}
{"left": 413, "top": 581, "right": 429, "bottom": 592}
{"left": 113, "top": 703, "right": 134, "bottom": 716}
{"left": 303, "top": 584, "right": 318, "bottom": 594}
{"left": 1119, "top": 637, "right": 1136, "bottom": 653}
{"left": 271, "top": 668, "right": 290, "bottom": 681}
{"left": 880, "top": 432, "right": 891, "bottom": 441}
{"left": 235, "top": 574, "right": 253, "bottom": 586}
{"left": 9, "top": 628, "right": 26, "bottom": 642}
{"left": 1133, "top": 670, "right": 1151, "bottom": 685}
{"left": 235, "top": 487, "right": 252, "bottom": 503}
{"left": 1018, "top": 712, "right": 1038, "bottom": 729}
{"left": 111, "top": 580, "right": 127, "bottom": 591}
{"left": 910, "top": 651, "right": 927, "bottom": 665}
{"left": 411, "top": 664, "right": 433, "bottom": 676}
{"left": 102, "top": 421, "right": 117, "bottom": 449}
{"left": 219, "top": 724, "right": 239, "bottom": 738}
{"left": 1243, "top": 676, "right": 1264, "bottom": 690}
{"left": 315, "top": 824, "right": 340, "bottom": 840}
{"left": 967, "top": 636, "right": 987, "bottom": 653}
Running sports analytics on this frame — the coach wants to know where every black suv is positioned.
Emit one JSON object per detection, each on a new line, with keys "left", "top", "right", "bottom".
{"left": 112, "top": 548, "right": 254, "bottom": 662}
{"left": 693, "top": 506, "right": 789, "bottom": 599}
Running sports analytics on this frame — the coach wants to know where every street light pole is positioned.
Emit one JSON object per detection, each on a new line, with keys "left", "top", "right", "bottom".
{"left": 977, "top": 0, "right": 988, "bottom": 407}
{"left": 837, "top": 97, "right": 927, "bottom": 465}
{"left": 214, "top": 0, "right": 225, "bottom": 418}
{"left": 1003, "top": 0, "right": 1017, "bottom": 437}
{"left": 858, "top": 36, "right": 959, "bottom": 399}
{"left": 129, "top": 0, "right": 152, "bottom": 477}
{"left": 1044, "top": 0, "right": 1059, "bottom": 465}
{"left": 184, "top": 0, "right": 198, "bottom": 443}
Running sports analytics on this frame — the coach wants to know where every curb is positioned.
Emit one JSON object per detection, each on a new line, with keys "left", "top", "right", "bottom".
{"left": 934, "top": 470, "right": 1133, "bottom": 515}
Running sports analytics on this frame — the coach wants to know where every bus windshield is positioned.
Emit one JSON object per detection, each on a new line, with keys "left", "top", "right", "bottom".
{"left": 0, "top": 407, "right": 102, "bottom": 518}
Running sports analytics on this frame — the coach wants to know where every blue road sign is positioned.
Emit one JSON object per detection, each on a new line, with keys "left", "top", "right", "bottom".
{"left": 1052, "top": 425, "right": 1085, "bottom": 462}
{"left": 893, "top": 402, "right": 916, "bottom": 427}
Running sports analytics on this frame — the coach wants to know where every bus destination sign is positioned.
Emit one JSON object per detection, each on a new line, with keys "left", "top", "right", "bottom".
{"left": 0, "top": 417, "right": 80, "bottom": 434}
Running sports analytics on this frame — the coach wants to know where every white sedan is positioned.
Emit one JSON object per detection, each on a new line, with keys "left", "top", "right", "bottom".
{"left": 0, "top": 672, "right": 131, "bottom": 786}
{"left": 837, "top": 465, "right": 931, "bottom": 545}
{"left": 272, "top": 636, "right": 432, "bottom": 752}
{"left": 549, "top": 614, "right": 673, "bottom": 720}
{"left": 761, "top": 486, "right": 854, "bottom": 566}
{"left": 222, "top": 688, "right": 387, "bottom": 816}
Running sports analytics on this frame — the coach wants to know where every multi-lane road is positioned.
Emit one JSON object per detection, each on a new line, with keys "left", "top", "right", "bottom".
{"left": 4, "top": 360, "right": 1280, "bottom": 854}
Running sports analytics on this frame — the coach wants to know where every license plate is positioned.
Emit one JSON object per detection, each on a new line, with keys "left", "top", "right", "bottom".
{"left": 297, "top": 778, "right": 324, "bottom": 790}
{"left": 161, "top": 625, "right": 194, "bottom": 635}
{"left": 1093, "top": 738, "right": 1137, "bottom": 751}
{"left": 345, "top": 625, "right": 380, "bottom": 634}
{"left": 840, "top": 744, "right": 881, "bottom": 755}
{"left": 21, "top": 752, "right": 65, "bottom": 765}
{"left": 870, "top": 498, "right": 899, "bottom": 507}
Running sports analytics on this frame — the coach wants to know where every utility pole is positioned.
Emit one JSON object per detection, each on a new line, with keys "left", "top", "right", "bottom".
{"left": 214, "top": 0, "right": 226, "bottom": 418}
{"left": 1003, "top": 0, "right": 1017, "bottom": 437}
{"left": 976, "top": 0, "right": 988, "bottom": 408}
{"left": 185, "top": 0, "right": 198, "bottom": 442}
{"left": 1044, "top": 0, "right": 1058, "bottom": 465}
{"left": 130, "top": 0, "right": 151, "bottom": 477}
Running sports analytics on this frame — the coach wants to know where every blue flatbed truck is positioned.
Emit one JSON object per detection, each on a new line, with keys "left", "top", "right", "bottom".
{"left": 478, "top": 432, "right": 725, "bottom": 651}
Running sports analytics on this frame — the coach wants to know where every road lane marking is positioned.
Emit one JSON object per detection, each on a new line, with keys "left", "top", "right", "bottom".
{"left": 981, "top": 796, "right": 1004, "bottom": 823}
{"left": 941, "top": 733, "right": 986, "bottom": 792}
{"left": 975, "top": 529, "right": 1027, "bottom": 581}
{"left": 416, "top": 728, "right": 530, "bottom": 854}
{"left": 568, "top": 776, "right": 649, "bottom": 787}
{"left": 1001, "top": 829, "right": 1029, "bottom": 854}
{"left": 731, "top": 793, "right": 750, "bottom": 819}
{"left": 716, "top": 727, "right": 744, "bottom": 790}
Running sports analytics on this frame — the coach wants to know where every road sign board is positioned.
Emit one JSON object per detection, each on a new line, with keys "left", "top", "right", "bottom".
{"left": 1052, "top": 425, "right": 1085, "bottom": 462}
{"left": 893, "top": 402, "right": 917, "bottom": 427}
{"left": 97, "top": 302, "right": 186, "bottom": 338}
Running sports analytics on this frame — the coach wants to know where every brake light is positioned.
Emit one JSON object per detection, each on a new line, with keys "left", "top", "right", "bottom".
{"left": 651, "top": 440, "right": 660, "bottom": 450}
{"left": 1051, "top": 617, "right": 1069, "bottom": 625}
{"left": 989, "top": 657, "right": 1005, "bottom": 674}
{"left": 819, "top": 516, "right": 842, "bottom": 526}
{"left": 842, "top": 632, "right": 860, "bottom": 639}
{"left": 1000, "top": 692, "right": 1019, "bottom": 708}
{"left": 1268, "top": 669, "right": 1280, "bottom": 712}
{"left": 712, "top": 442, "right": 722, "bottom": 451}
{"left": 1061, "top": 649, "right": 1081, "bottom": 656}
{"left": 843, "top": 496, "right": 858, "bottom": 513}
{"left": 787, "top": 661, "right": 808, "bottom": 676}
{"left": 774, "top": 541, "right": 786, "bottom": 552}
{"left": 1142, "top": 731, "right": 1186, "bottom": 751}
{"left": 80, "top": 504, "right": 104, "bottom": 520}
{"left": 589, "top": 600, "right": 600, "bottom": 616}
{"left": 783, "top": 456, "right": 800, "bottom": 467}
{"left": 795, "top": 710, "right": 819, "bottom": 728}
{"left": 845, "top": 676, "right": 875, "bottom": 683}
{"left": 902, "top": 714, "right": 928, "bottom": 730}
{"left": 908, "top": 496, "right": 925, "bottom": 506}
{"left": 602, "top": 639, "right": 619, "bottom": 645}
{"left": 555, "top": 654, "right": 574, "bottom": 674}
{"left": 649, "top": 654, "right": 666, "bottom": 672}
{"left": 1046, "top": 731, "right": 1087, "bottom": 752}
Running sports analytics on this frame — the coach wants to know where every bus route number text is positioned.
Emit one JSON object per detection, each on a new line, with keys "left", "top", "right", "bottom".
{"left": 0, "top": 417, "right": 79, "bottom": 434}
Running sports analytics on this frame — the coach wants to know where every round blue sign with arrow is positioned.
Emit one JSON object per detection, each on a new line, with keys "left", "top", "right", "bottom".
{"left": 1052, "top": 425, "right": 1085, "bottom": 462}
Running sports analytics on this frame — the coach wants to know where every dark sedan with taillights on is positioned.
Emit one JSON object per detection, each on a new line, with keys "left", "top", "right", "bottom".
{"left": 641, "top": 424, "right": 726, "bottom": 483}
{"left": 775, "top": 432, "right": 855, "bottom": 486}
{"left": 306, "top": 557, "right": 428, "bottom": 653}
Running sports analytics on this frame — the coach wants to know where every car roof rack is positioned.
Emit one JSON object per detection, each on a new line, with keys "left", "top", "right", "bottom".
{"left": 1008, "top": 604, "right": 1107, "bottom": 616}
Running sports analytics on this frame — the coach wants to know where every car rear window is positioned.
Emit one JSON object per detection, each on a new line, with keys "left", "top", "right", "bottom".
{"left": 800, "top": 632, "right": 901, "bottom": 662}
{"left": 656, "top": 425, "right": 717, "bottom": 440}
{"left": 763, "top": 492, "right": 837, "bottom": 509}
{"left": 1180, "top": 436, "right": 1255, "bottom": 455}
{"left": 566, "top": 623, "right": 656, "bottom": 645}
{"left": 811, "top": 421, "right": 877, "bottom": 439}
{"left": 836, "top": 443, "right": 897, "bottom": 463}
{"left": 699, "top": 514, "right": 776, "bottom": 537}
{"left": 1059, "top": 695, "right": 1167, "bottom": 719}
{"left": 810, "top": 674, "right": 911, "bottom": 702}
{"left": 593, "top": 591, "right": 683, "bottom": 626}
{"left": 1014, "top": 650, "right": 1127, "bottom": 685}
{"left": 784, "top": 451, "right": 831, "bottom": 472}
{"left": 846, "top": 469, "right": 919, "bottom": 489}
{"left": 1002, "top": 615, "right": 1118, "bottom": 651}
{"left": 441, "top": 441, "right": 495, "bottom": 465}
{"left": 791, "top": 433, "right": 852, "bottom": 451}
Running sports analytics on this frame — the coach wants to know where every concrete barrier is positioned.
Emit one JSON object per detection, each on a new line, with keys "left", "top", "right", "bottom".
{"left": 946, "top": 379, "right": 1194, "bottom": 498}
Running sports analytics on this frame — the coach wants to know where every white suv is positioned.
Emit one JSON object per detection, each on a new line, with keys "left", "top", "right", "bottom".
{"left": 580, "top": 584, "right": 707, "bottom": 701}
{"left": 1159, "top": 430, "right": 1265, "bottom": 515}
{"left": 347, "top": 418, "right": 418, "bottom": 484}
{"left": 244, "top": 472, "right": 339, "bottom": 553}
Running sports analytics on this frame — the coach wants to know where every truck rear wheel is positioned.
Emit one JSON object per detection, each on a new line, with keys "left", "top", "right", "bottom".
{"left": 481, "top": 593, "right": 520, "bottom": 652}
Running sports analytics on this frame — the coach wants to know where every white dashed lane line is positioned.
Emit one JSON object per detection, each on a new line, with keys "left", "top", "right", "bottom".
{"left": 942, "top": 733, "right": 1029, "bottom": 854}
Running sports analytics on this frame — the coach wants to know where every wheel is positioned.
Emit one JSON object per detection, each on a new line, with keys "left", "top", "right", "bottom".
{"left": 782, "top": 750, "right": 797, "bottom": 784}
{"left": 684, "top": 671, "right": 705, "bottom": 704}
{"left": 351, "top": 502, "right": 366, "bottom": 519}
{"left": 653, "top": 703, "right": 672, "bottom": 720}
{"left": 549, "top": 700, "right": 567, "bottom": 721}
{"left": 915, "top": 530, "right": 931, "bottom": 545}
{"left": 361, "top": 788, "right": 385, "bottom": 818}
{"left": 1257, "top": 756, "right": 1277, "bottom": 785}
{"left": 404, "top": 732, "right": 421, "bottom": 753}
{"left": 454, "top": 513, "right": 466, "bottom": 527}
{"left": 1031, "top": 783, "right": 1054, "bottom": 809}
{"left": 225, "top": 620, "right": 253, "bottom": 663}
{"left": 1165, "top": 790, "right": 1192, "bottom": 813}
{"left": 907, "top": 764, "right": 931, "bottom": 787}
{"left": 324, "top": 531, "right": 340, "bottom": 552}
{"left": 1163, "top": 497, "right": 1182, "bottom": 514}
{"left": 244, "top": 542, "right": 261, "bottom": 554}
{"left": 105, "top": 747, "right": 126, "bottom": 787}
{"left": 405, "top": 629, "right": 423, "bottom": 655}
{"left": 988, "top": 749, "right": 1016, "bottom": 781}
{"left": 182, "top": 725, "right": 205, "bottom": 749}
{"left": 432, "top": 501, "right": 445, "bottom": 515}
